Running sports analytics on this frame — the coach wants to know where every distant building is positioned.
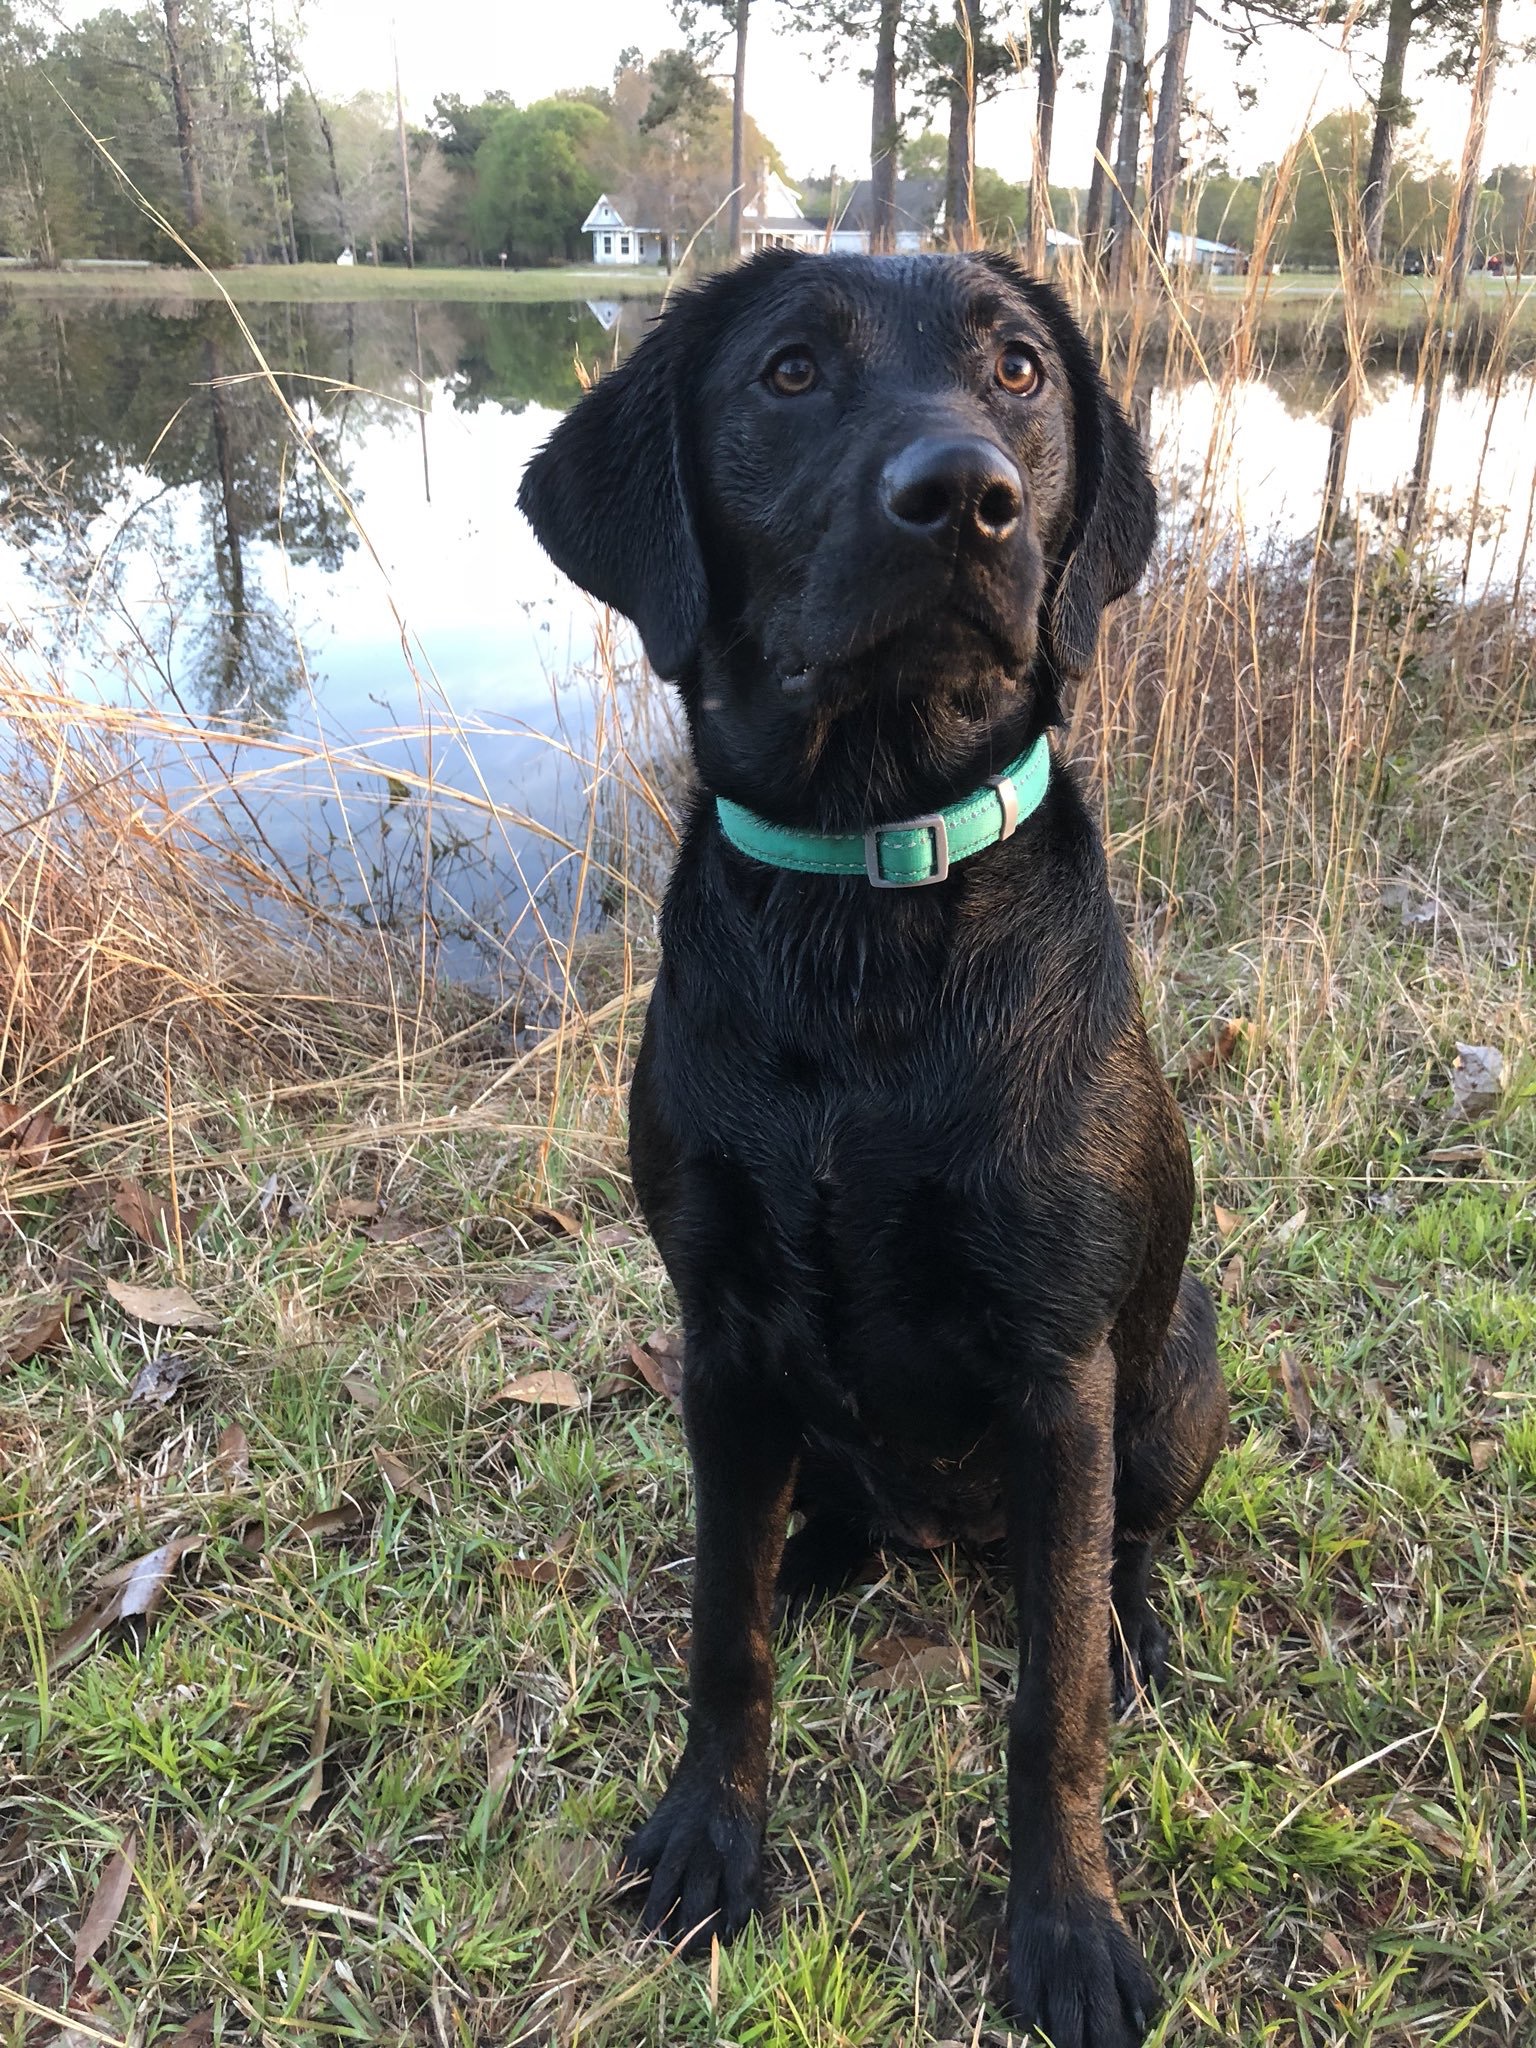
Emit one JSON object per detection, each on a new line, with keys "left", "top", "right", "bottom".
{"left": 1167, "top": 231, "right": 1245, "bottom": 276}
{"left": 741, "top": 168, "right": 825, "bottom": 254}
{"left": 824, "top": 179, "right": 942, "bottom": 254}
{"left": 581, "top": 193, "right": 677, "bottom": 268}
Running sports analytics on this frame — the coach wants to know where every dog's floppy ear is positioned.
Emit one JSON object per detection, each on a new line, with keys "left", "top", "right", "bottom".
{"left": 993, "top": 263, "right": 1157, "bottom": 681}
{"left": 518, "top": 317, "right": 706, "bottom": 682}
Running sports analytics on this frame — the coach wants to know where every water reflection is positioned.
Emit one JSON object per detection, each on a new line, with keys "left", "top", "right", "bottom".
{"left": 0, "top": 289, "right": 1532, "bottom": 983}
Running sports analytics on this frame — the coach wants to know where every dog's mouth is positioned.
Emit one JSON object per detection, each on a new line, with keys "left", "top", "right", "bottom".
{"left": 778, "top": 600, "right": 1034, "bottom": 703}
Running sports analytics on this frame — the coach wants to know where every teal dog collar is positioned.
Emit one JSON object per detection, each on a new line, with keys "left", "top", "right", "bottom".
{"left": 714, "top": 732, "right": 1051, "bottom": 888}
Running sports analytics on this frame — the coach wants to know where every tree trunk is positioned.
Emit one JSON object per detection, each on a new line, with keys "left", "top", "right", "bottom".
{"left": 305, "top": 75, "right": 350, "bottom": 251}
{"left": 1106, "top": 0, "right": 1146, "bottom": 289}
{"left": 393, "top": 37, "right": 415, "bottom": 266}
{"left": 1360, "top": 0, "right": 1415, "bottom": 272}
{"left": 242, "top": 4, "right": 289, "bottom": 262}
{"left": 162, "top": 0, "right": 205, "bottom": 232}
{"left": 0, "top": 48, "right": 57, "bottom": 266}
{"left": 1082, "top": 2, "right": 1124, "bottom": 270}
{"left": 870, "top": 0, "right": 901, "bottom": 252}
{"left": 728, "top": 0, "right": 749, "bottom": 258}
{"left": 1030, "top": 0, "right": 1061, "bottom": 266}
{"left": 1146, "top": 0, "right": 1194, "bottom": 280}
{"left": 947, "top": 0, "right": 978, "bottom": 249}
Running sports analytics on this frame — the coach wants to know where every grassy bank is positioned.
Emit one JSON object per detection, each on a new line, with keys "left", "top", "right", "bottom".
{"left": 0, "top": 262, "right": 671, "bottom": 305}
{"left": 1, "top": 232, "right": 1535, "bottom": 2045}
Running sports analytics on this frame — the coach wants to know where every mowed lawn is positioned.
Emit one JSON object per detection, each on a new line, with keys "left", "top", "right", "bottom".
{"left": 0, "top": 262, "right": 670, "bottom": 304}
{"left": 1, "top": 691, "right": 1532, "bottom": 2048}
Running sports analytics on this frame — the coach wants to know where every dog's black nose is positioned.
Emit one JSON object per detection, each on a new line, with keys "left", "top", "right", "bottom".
{"left": 879, "top": 435, "right": 1023, "bottom": 543}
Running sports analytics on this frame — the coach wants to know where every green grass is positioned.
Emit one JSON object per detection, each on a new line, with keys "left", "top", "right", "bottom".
{"left": 0, "top": 261, "right": 671, "bottom": 304}
{"left": 1, "top": 734, "right": 1532, "bottom": 2047}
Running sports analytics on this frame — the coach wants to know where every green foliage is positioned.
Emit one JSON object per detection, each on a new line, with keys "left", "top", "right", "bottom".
{"left": 469, "top": 100, "right": 616, "bottom": 265}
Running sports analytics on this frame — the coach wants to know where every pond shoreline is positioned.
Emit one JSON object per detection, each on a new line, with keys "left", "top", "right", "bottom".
{"left": 0, "top": 261, "right": 673, "bottom": 304}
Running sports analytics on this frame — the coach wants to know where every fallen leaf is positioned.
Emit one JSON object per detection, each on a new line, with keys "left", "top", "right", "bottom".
{"left": 340, "top": 1366, "right": 383, "bottom": 1414}
{"left": 498, "top": 1277, "right": 554, "bottom": 1319}
{"left": 0, "top": 1101, "right": 67, "bottom": 1168}
{"left": 52, "top": 1540, "right": 195, "bottom": 1670}
{"left": 1427, "top": 1143, "right": 1485, "bottom": 1169}
{"left": 624, "top": 1330, "right": 686, "bottom": 1408}
{"left": 360, "top": 1211, "right": 426, "bottom": 1244}
{"left": 126, "top": 1353, "right": 189, "bottom": 1407}
{"left": 862, "top": 1634, "right": 970, "bottom": 1690}
{"left": 296, "top": 1673, "right": 332, "bottom": 1815}
{"left": 593, "top": 1222, "right": 641, "bottom": 1249}
{"left": 1270, "top": 1207, "right": 1309, "bottom": 1251}
{"left": 528, "top": 1203, "right": 581, "bottom": 1238}
{"left": 0, "top": 1821, "right": 28, "bottom": 1876}
{"left": 1220, "top": 1256, "right": 1245, "bottom": 1302}
{"left": 4, "top": 1296, "right": 78, "bottom": 1364}
{"left": 1213, "top": 1204, "right": 1246, "bottom": 1238}
{"left": 1468, "top": 1436, "right": 1500, "bottom": 1472}
{"left": 1470, "top": 1354, "right": 1505, "bottom": 1395}
{"left": 1399, "top": 1808, "right": 1464, "bottom": 1860}
{"left": 294, "top": 1503, "right": 365, "bottom": 1541}
{"left": 1182, "top": 1017, "right": 1247, "bottom": 1084}
{"left": 73, "top": 1830, "right": 137, "bottom": 1981}
{"left": 373, "top": 1445, "right": 434, "bottom": 1506}
{"left": 338, "top": 1195, "right": 381, "bottom": 1222}
{"left": 257, "top": 1172, "right": 303, "bottom": 1228}
{"left": 104, "top": 1279, "right": 217, "bottom": 1331}
{"left": 157, "top": 2015, "right": 215, "bottom": 2048}
{"left": 1318, "top": 1930, "right": 1355, "bottom": 1974}
{"left": 487, "top": 1726, "right": 519, "bottom": 1804}
{"left": 1277, "top": 1348, "right": 1315, "bottom": 1441}
{"left": 111, "top": 1180, "right": 177, "bottom": 1249}
{"left": 496, "top": 1370, "right": 582, "bottom": 1412}
{"left": 215, "top": 1422, "right": 249, "bottom": 1482}
{"left": 502, "top": 1552, "right": 589, "bottom": 1591}
{"left": 1451, "top": 1043, "right": 1503, "bottom": 1119}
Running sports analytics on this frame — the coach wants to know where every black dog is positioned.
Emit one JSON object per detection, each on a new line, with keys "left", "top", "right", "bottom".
{"left": 520, "top": 251, "right": 1227, "bottom": 2047}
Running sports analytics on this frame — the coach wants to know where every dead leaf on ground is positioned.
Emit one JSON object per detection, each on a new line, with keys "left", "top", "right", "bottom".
{"left": 359, "top": 1211, "right": 428, "bottom": 1245}
{"left": 593, "top": 1222, "right": 641, "bottom": 1250}
{"left": 1318, "top": 1930, "right": 1356, "bottom": 1975}
{"left": 1270, "top": 1207, "right": 1309, "bottom": 1251}
{"left": 72, "top": 1830, "right": 137, "bottom": 1981}
{"left": 52, "top": 1539, "right": 197, "bottom": 1671}
{"left": 296, "top": 1673, "right": 332, "bottom": 1816}
{"left": 157, "top": 2015, "right": 215, "bottom": 2048}
{"left": 1427, "top": 1142, "right": 1485, "bottom": 1170}
{"left": 1399, "top": 1808, "right": 1465, "bottom": 1861}
{"left": 486, "top": 1725, "right": 519, "bottom": 1805}
{"left": 862, "top": 1634, "right": 970, "bottom": 1690}
{"left": 215, "top": 1422, "right": 249, "bottom": 1483}
{"left": 111, "top": 1179, "right": 177, "bottom": 1249}
{"left": 498, "top": 1277, "right": 554, "bottom": 1319}
{"left": 1182, "top": 1017, "right": 1247, "bottom": 1083}
{"left": 1220, "top": 1256, "right": 1245, "bottom": 1302}
{"left": 0, "top": 1821, "right": 28, "bottom": 1876}
{"left": 126, "top": 1353, "right": 189, "bottom": 1408}
{"left": 3, "top": 1295, "right": 80, "bottom": 1364}
{"left": 1468, "top": 1436, "right": 1500, "bottom": 1472}
{"left": 1451, "top": 1042, "right": 1503, "bottom": 1119}
{"left": 527, "top": 1203, "right": 581, "bottom": 1238}
{"left": 340, "top": 1366, "right": 383, "bottom": 1414}
{"left": 1213, "top": 1204, "right": 1246, "bottom": 1238}
{"left": 294, "top": 1503, "right": 365, "bottom": 1542}
{"left": 1470, "top": 1354, "right": 1505, "bottom": 1395}
{"left": 502, "top": 1552, "right": 589, "bottom": 1591}
{"left": 618, "top": 1330, "right": 686, "bottom": 1410}
{"left": 338, "top": 1195, "right": 381, "bottom": 1222}
{"left": 1276, "top": 1349, "right": 1315, "bottom": 1441}
{"left": 0, "top": 1100, "right": 68, "bottom": 1168}
{"left": 373, "top": 1445, "right": 435, "bottom": 1506}
{"left": 496, "top": 1370, "right": 582, "bottom": 1412}
{"left": 104, "top": 1279, "right": 217, "bottom": 1331}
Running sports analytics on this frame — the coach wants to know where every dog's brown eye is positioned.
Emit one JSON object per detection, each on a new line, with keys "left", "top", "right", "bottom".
{"left": 766, "top": 349, "right": 817, "bottom": 397}
{"left": 995, "top": 346, "right": 1041, "bottom": 396}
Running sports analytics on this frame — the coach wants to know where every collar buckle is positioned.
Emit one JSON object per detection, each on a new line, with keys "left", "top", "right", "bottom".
{"left": 985, "top": 770, "right": 1020, "bottom": 841}
{"left": 864, "top": 812, "right": 950, "bottom": 887}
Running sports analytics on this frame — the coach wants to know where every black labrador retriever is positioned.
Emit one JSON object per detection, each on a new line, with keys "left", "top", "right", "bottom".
{"left": 519, "top": 250, "right": 1227, "bottom": 2047}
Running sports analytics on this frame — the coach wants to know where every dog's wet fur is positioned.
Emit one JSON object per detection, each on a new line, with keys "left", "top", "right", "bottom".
{"left": 519, "top": 250, "right": 1228, "bottom": 2046}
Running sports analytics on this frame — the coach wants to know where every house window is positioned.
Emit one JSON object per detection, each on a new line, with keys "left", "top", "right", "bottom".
{"left": 620, "top": 234, "right": 631, "bottom": 257}
{"left": 602, "top": 235, "right": 612, "bottom": 255}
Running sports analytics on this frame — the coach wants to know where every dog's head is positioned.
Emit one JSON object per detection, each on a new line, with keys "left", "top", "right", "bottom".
{"left": 519, "top": 252, "right": 1155, "bottom": 825}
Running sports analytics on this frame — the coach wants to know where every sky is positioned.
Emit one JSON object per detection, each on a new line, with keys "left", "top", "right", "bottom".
{"left": 296, "top": 0, "right": 1536, "bottom": 189}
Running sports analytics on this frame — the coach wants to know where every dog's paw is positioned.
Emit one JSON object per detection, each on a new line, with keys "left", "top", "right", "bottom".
{"left": 620, "top": 1771, "right": 762, "bottom": 1951}
{"left": 1111, "top": 1599, "right": 1169, "bottom": 1714}
{"left": 1006, "top": 1896, "right": 1160, "bottom": 2047}
{"left": 774, "top": 1515, "right": 876, "bottom": 1622}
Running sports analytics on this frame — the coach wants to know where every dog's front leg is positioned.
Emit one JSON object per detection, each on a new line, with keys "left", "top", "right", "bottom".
{"left": 623, "top": 1347, "right": 797, "bottom": 1950}
{"left": 1003, "top": 1345, "right": 1160, "bottom": 2048}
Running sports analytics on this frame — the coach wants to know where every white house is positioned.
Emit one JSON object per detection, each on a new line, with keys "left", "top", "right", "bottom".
{"left": 824, "top": 178, "right": 942, "bottom": 255}
{"left": 582, "top": 193, "right": 676, "bottom": 267}
{"left": 741, "top": 168, "right": 825, "bottom": 254}
{"left": 1167, "top": 231, "right": 1245, "bottom": 276}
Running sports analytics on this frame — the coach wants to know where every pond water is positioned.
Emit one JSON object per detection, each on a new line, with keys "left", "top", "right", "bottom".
{"left": 1, "top": 292, "right": 1531, "bottom": 988}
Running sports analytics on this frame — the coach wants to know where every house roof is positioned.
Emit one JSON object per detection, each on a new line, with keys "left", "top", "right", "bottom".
{"left": 830, "top": 178, "right": 943, "bottom": 235}
{"left": 1168, "top": 230, "right": 1243, "bottom": 255}
{"left": 748, "top": 217, "right": 822, "bottom": 236}
{"left": 581, "top": 191, "right": 661, "bottom": 235}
